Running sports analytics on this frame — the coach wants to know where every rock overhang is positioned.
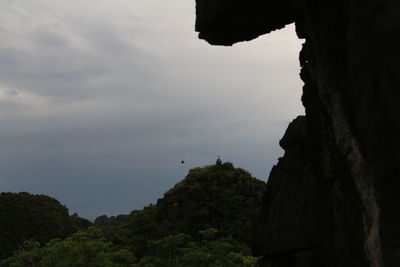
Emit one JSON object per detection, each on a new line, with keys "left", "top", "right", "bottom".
{"left": 195, "top": 0, "right": 301, "bottom": 46}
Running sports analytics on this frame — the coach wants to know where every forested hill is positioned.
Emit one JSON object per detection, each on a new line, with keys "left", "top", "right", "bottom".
{"left": 154, "top": 160, "right": 266, "bottom": 242}
{"left": 0, "top": 161, "right": 266, "bottom": 266}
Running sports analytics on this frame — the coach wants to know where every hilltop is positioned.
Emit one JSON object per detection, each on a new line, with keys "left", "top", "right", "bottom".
{"left": 1, "top": 161, "right": 266, "bottom": 266}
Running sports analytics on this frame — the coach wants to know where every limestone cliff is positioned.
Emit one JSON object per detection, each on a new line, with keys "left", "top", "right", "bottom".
{"left": 195, "top": 0, "right": 400, "bottom": 266}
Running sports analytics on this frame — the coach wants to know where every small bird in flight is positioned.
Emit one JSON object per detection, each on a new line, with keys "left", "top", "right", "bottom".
{"left": 181, "top": 160, "right": 185, "bottom": 164}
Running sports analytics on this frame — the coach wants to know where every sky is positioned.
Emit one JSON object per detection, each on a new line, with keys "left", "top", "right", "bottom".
{"left": 0, "top": 0, "right": 304, "bottom": 218}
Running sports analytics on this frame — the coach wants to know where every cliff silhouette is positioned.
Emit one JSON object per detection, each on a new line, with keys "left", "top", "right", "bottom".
{"left": 195, "top": 0, "right": 400, "bottom": 266}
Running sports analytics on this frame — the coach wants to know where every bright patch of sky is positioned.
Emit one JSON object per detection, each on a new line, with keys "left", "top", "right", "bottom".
{"left": 0, "top": 0, "right": 304, "bottom": 218}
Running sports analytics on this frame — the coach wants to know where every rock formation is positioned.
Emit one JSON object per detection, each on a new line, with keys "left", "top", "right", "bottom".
{"left": 195, "top": 1, "right": 400, "bottom": 266}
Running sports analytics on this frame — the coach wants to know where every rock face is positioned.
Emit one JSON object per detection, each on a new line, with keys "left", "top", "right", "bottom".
{"left": 195, "top": 0, "right": 400, "bottom": 266}
{"left": 252, "top": 116, "right": 325, "bottom": 266}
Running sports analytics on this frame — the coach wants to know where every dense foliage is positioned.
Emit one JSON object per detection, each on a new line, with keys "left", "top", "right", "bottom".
{"left": 138, "top": 229, "right": 258, "bottom": 267}
{"left": 153, "top": 160, "right": 266, "bottom": 243}
{"left": 116, "top": 160, "right": 266, "bottom": 260}
{"left": 0, "top": 192, "right": 72, "bottom": 258}
{"left": 0, "top": 228, "right": 135, "bottom": 267}
{"left": 0, "top": 161, "right": 266, "bottom": 266}
{"left": 70, "top": 213, "right": 93, "bottom": 232}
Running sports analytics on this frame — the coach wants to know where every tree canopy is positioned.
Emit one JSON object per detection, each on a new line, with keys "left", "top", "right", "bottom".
{"left": 0, "top": 192, "right": 72, "bottom": 258}
{"left": 0, "top": 227, "right": 135, "bottom": 267}
{"left": 119, "top": 161, "right": 266, "bottom": 259}
{"left": 153, "top": 161, "right": 266, "bottom": 243}
{"left": 1, "top": 161, "right": 266, "bottom": 266}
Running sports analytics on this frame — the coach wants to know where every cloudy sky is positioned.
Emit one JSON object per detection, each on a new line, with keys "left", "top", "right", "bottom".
{"left": 0, "top": 0, "right": 304, "bottom": 218}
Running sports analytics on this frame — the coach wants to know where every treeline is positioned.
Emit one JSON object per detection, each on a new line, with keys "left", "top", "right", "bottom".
{"left": 0, "top": 161, "right": 266, "bottom": 266}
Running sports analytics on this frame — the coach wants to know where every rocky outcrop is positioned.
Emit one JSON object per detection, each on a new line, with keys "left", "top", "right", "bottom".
{"left": 252, "top": 116, "right": 324, "bottom": 266}
{"left": 195, "top": 0, "right": 300, "bottom": 45}
{"left": 195, "top": 0, "right": 400, "bottom": 266}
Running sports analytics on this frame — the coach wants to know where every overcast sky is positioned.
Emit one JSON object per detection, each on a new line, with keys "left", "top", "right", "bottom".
{"left": 0, "top": 0, "right": 304, "bottom": 218}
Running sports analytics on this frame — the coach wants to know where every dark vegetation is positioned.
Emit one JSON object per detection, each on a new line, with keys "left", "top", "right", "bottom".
{"left": 0, "top": 161, "right": 266, "bottom": 266}
{"left": 0, "top": 192, "right": 72, "bottom": 259}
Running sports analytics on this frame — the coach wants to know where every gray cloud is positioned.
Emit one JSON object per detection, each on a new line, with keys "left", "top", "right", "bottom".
{"left": 0, "top": 0, "right": 304, "bottom": 218}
